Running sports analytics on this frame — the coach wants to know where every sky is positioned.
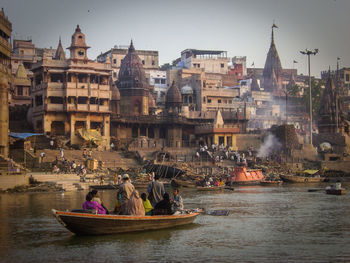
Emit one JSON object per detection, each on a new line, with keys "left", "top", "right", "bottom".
{"left": 2, "top": 0, "right": 350, "bottom": 77}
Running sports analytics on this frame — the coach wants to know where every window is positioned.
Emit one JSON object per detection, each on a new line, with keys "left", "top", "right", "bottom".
{"left": 35, "top": 95, "right": 43, "bottom": 106}
{"left": 78, "top": 35, "right": 83, "bottom": 39}
{"left": 346, "top": 74, "right": 349, "bottom": 82}
{"left": 208, "top": 98, "right": 212, "bottom": 103}
{"left": 142, "top": 60, "right": 145, "bottom": 65}
{"left": 78, "top": 50, "right": 84, "bottom": 56}
{"left": 221, "top": 63, "right": 224, "bottom": 68}
{"left": 113, "top": 59, "right": 117, "bottom": 64}
{"left": 113, "top": 72, "right": 117, "bottom": 78}
{"left": 152, "top": 60, "right": 155, "bottom": 66}
{"left": 229, "top": 100, "right": 232, "bottom": 104}
{"left": 161, "top": 79, "right": 166, "bottom": 84}
{"left": 218, "top": 99, "right": 222, "bottom": 103}
{"left": 203, "top": 97, "right": 206, "bottom": 103}
{"left": 17, "top": 86, "right": 23, "bottom": 96}
{"left": 50, "top": 96, "right": 63, "bottom": 104}
{"left": 155, "top": 78, "right": 160, "bottom": 84}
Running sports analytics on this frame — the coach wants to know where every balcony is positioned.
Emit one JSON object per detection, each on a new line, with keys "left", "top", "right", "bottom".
{"left": 67, "top": 104, "right": 76, "bottom": 111}
{"left": 99, "top": 84, "right": 109, "bottom": 91}
{"left": 99, "top": 105, "right": 109, "bottom": 112}
{"left": 99, "top": 90, "right": 110, "bottom": 99}
{"left": 46, "top": 104, "right": 64, "bottom": 112}
{"left": 77, "top": 104, "right": 88, "bottom": 111}
{"left": 67, "top": 82, "right": 76, "bottom": 89}
{"left": 90, "top": 90, "right": 99, "bottom": 97}
{"left": 48, "top": 82, "right": 63, "bottom": 89}
{"left": 89, "top": 105, "right": 98, "bottom": 111}
{"left": 90, "top": 83, "right": 98, "bottom": 89}
{"left": 195, "top": 124, "right": 240, "bottom": 135}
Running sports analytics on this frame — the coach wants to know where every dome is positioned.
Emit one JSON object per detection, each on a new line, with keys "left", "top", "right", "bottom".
{"left": 166, "top": 81, "right": 182, "bottom": 106}
{"left": 117, "top": 40, "right": 149, "bottom": 92}
{"left": 181, "top": 85, "right": 193, "bottom": 94}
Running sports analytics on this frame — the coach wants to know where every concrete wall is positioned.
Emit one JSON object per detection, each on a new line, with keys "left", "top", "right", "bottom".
{"left": 0, "top": 175, "right": 29, "bottom": 190}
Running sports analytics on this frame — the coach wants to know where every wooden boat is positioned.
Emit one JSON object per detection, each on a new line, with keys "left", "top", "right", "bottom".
{"left": 260, "top": 180, "right": 283, "bottom": 186}
{"left": 325, "top": 188, "right": 346, "bottom": 195}
{"left": 52, "top": 209, "right": 199, "bottom": 235}
{"left": 226, "top": 165, "right": 265, "bottom": 185}
{"left": 196, "top": 186, "right": 225, "bottom": 191}
{"left": 171, "top": 179, "right": 197, "bottom": 188}
{"left": 280, "top": 174, "right": 324, "bottom": 183}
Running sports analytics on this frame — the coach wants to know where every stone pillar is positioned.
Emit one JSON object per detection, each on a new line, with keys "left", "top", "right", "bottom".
{"left": 104, "top": 115, "right": 110, "bottom": 149}
{"left": 154, "top": 127, "right": 160, "bottom": 139}
{"left": 0, "top": 77, "right": 9, "bottom": 157}
{"left": 86, "top": 115, "right": 90, "bottom": 129}
{"left": 70, "top": 114, "right": 75, "bottom": 143}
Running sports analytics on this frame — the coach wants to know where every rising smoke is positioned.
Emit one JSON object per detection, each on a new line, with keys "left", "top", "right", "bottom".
{"left": 257, "top": 133, "right": 282, "bottom": 158}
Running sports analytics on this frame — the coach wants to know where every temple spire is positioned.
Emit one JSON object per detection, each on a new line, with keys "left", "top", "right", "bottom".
{"left": 54, "top": 36, "right": 66, "bottom": 60}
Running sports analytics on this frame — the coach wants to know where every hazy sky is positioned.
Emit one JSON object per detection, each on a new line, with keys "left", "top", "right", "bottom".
{"left": 2, "top": 0, "right": 350, "bottom": 77}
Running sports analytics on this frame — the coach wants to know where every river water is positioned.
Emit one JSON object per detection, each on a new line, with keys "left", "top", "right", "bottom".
{"left": 1, "top": 184, "right": 350, "bottom": 263}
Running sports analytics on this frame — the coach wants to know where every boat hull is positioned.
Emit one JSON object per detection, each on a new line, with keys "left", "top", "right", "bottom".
{"left": 260, "top": 180, "right": 283, "bottom": 186}
{"left": 52, "top": 209, "right": 199, "bottom": 235}
{"left": 280, "top": 174, "right": 324, "bottom": 183}
{"left": 227, "top": 166, "right": 265, "bottom": 185}
{"left": 326, "top": 188, "right": 346, "bottom": 195}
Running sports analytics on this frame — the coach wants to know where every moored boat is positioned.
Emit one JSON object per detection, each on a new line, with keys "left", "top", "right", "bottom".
{"left": 280, "top": 174, "right": 324, "bottom": 183}
{"left": 260, "top": 180, "right": 283, "bottom": 186}
{"left": 226, "top": 165, "right": 265, "bottom": 185}
{"left": 52, "top": 209, "right": 199, "bottom": 235}
{"left": 196, "top": 186, "right": 225, "bottom": 191}
{"left": 171, "top": 179, "right": 197, "bottom": 188}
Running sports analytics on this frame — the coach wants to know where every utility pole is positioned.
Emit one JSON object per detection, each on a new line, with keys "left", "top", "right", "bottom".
{"left": 300, "top": 49, "right": 318, "bottom": 145}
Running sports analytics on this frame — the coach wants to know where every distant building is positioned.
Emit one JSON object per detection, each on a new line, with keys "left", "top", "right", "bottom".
{"left": 149, "top": 69, "right": 167, "bottom": 104}
{"left": 30, "top": 25, "right": 112, "bottom": 148}
{"left": 229, "top": 56, "right": 246, "bottom": 80}
{"left": 0, "top": 8, "right": 12, "bottom": 157}
{"left": 180, "top": 49, "right": 230, "bottom": 74}
{"left": 97, "top": 45, "right": 159, "bottom": 81}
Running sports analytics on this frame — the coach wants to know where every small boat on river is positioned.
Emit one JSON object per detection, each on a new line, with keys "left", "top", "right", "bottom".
{"left": 171, "top": 179, "right": 197, "bottom": 188}
{"left": 325, "top": 188, "right": 346, "bottom": 195}
{"left": 226, "top": 165, "right": 265, "bottom": 185}
{"left": 52, "top": 209, "right": 199, "bottom": 235}
{"left": 196, "top": 186, "right": 225, "bottom": 191}
{"left": 280, "top": 174, "right": 324, "bottom": 183}
{"left": 260, "top": 180, "right": 283, "bottom": 186}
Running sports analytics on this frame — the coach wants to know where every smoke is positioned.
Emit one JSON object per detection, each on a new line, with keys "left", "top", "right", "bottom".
{"left": 257, "top": 133, "right": 282, "bottom": 158}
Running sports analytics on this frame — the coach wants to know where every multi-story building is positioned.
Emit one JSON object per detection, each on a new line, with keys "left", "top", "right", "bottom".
{"left": 11, "top": 63, "right": 31, "bottom": 106}
{"left": 149, "top": 69, "right": 167, "bottom": 104}
{"left": 97, "top": 45, "right": 159, "bottom": 81}
{"left": 0, "top": 8, "right": 11, "bottom": 157}
{"left": 30, "top": 25, "right": 112, "bottom": 148}
{"left": 11, "top": 39, "right": 37, "bottom": 76}
{"left": 229, "top": 56, "right": 246, "bottom": 81}
{"left": 180, "top": 49, "right": 230, "bottom": 74}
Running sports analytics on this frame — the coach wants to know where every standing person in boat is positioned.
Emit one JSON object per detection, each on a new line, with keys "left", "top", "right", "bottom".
{"left": 126, "top": 190, "right": 145, "bottom": 216}
{"left": 147, "top": 174, "right": 165, "bottom": 207}
{"left": 152, "top": 193, "right": 173, "bottom": 215}
{"left": 117, "top": 174, "right": 135, "bottom": 214}
{"left": 141, "top": 193, "right": 153, "bottom": 215}
{"left": 82, "top": 192, "right": 106, "bottom": 214}
{"left": 171, "top": 188, "right": 183, "bottom": 213}
{"left": 91, "top": 189, "right": 109, "bottom": 214}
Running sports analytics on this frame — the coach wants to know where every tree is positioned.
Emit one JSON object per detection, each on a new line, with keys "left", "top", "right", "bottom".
{"left": 302, "top": 79, "right": 324, "bottom": 121}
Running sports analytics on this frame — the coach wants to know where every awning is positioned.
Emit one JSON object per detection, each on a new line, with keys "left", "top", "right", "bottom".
{"left": 9, "top": 132, "right": 43, "bottom": 139}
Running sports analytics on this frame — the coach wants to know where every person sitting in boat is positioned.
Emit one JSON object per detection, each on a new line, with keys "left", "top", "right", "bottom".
{"left": 152, "top": 193, "right": 173, "bottom": 215}
{"left": 126, "top": 190, "right": 145, "bottom": 216}
{"left": 147, "top": 175, "right": 165, "bottom": 207}
{"left": 82, "top": 192, "right": 106, "bottom": 214}
{"left": 171, "top": 188, "right": 183, "bottom": 213}
{"left": 117, "top": 174, "right": 135, "bottom": 214}
{"left": 91, "top": 189, "right": 109, "bottom": 214}
{"left": 141, "top": 193, "right": 153, "bottom": 215}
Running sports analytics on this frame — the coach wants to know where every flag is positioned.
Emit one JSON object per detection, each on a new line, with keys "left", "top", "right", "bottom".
{"left": 272, "top": 23, "right": 278, "bottom": 29}
{"left": 293, "top": 60, "right": 298, "bottom": 63}
{"left": 251, "top": 62, "right": 255, "bottom": 66}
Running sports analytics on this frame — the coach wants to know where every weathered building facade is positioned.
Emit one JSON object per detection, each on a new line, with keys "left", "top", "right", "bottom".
{"left": 30, "top": 25, "right": 112, "bottom": 148}
{"left": 0, "top": 8, "right": 11, "bottom": 157}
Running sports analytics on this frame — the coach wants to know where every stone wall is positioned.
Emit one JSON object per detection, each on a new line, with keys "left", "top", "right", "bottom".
{"left": 235, "top": 134, "right": 262, "bottom": 151}
{"left": 0, "top": 175, "right": 29, "bottom": 190}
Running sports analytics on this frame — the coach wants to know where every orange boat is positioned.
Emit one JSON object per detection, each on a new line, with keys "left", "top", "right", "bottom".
{"left": 227, "top": 165, "right": 265, "bottom": 185}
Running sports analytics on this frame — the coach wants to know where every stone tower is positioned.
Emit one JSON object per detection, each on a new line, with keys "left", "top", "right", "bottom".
{"left": 263, "top": 24, "right": 283, "bottom": 93}
{"left": 54, "top": 37, "right": 66, "bottom": 61}
{"left": 165, "top": 81, "right": 182, "bottom": 114}
{"left": 67, "top": 25, "right": 90, "bottom": 62}
{"left": 318, "top": 71, "right": 347, "bottom": 134}
{"left": 117, "top": 41, "right": 149, "bottom": 116}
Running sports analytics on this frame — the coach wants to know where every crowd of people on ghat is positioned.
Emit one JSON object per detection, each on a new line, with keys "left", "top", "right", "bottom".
{"left": 82, "top": 173, "right": 184, "bottom": 216}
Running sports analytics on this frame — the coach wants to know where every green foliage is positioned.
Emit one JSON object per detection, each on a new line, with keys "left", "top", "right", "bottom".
{"left": 287, "top": 84, "right": 300, "bottom": 97}
{"left": 302, "top": 79, "right": 324, "bottom": 121}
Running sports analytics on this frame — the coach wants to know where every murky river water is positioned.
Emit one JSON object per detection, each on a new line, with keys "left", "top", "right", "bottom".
{"left": 1, "top": 184, "right": 350, "bottom": 263}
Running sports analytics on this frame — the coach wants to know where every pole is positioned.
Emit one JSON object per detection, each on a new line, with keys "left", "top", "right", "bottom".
{"left": 308, "top": 54, "right": 312, "bottom": 145}
{"left": 300, "top": 49, "right": 318, "bottom": 145}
